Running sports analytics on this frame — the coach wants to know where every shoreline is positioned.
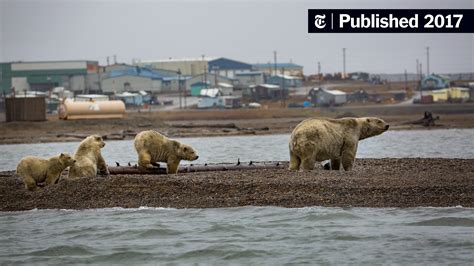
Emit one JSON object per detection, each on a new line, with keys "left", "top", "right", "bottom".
{"left": 1, "top": 158, "right": 473, "bottom": 211}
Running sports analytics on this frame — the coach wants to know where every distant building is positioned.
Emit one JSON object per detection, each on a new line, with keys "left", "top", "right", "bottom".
{"left": 248, "top": 84, "right": 287, "bottom": 101}
{"left": 0, "top": 60, "right": 100, "bottom": 94}
{"left": 101, "top": 67, "right": 177, "bottom": 94}
{"left": 427, "top": 87, "right": 470, "bottom": 103}
{"left": 197, "top": 88, "right": 241, "bottom": 109}
{"left": 421, "top": 74, "right": 450, "bottom": 90}
{"left": 309, "top": 88, "right": 347, "bottom": 106}
{"left": 135, "top": 57, "right": 254, "bottom": 80}
{"left": 234, "top": 72, "right": 264, "bottom": 86}
{"left": 253, "top": 62, "right": 304, "bottom": 77}
{"left": 208, "top": 58, "right": 253, "bottom": 78}
{"left": 266, "top": 74, "right": 303, "bottom": 88}
{"left": 113, "top": 91, "right": 145, "bottom": 106}
{"left": 135, "top": 57, "right": 214, "bottom": 76}
{"left": 186, "top": 73, "right": 236, "bottom": 96}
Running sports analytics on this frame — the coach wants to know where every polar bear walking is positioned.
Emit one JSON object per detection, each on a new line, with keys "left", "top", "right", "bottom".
{"left": 289, "top": 117, "right": 389, "bottom": 171}
{"left": 134, "top": 130, "right": 199, "bottom": 174}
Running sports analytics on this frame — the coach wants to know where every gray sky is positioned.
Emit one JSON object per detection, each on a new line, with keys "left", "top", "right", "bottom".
{"left": 0, "top": 0, "right": 473, "bottom": 74}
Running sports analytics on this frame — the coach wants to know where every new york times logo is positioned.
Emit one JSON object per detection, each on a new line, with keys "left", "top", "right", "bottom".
{"left": 308, "top": 9, "right": 474, "bottom": 33}
{"left": 314, "top": 14, "right": 326, "bottom": 29}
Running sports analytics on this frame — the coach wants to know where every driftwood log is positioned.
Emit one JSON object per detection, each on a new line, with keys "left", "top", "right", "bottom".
{"left": 108, "top": 161, "right": 289, "bottom": 175}
{"left": 170, "top": 123, "right": 238, "bottom": 129}
{"left": 57, "top": 130, "right": 138, "bottom": 140}
{"left": 403, "top": 111, "right": 440, "bottom": 127}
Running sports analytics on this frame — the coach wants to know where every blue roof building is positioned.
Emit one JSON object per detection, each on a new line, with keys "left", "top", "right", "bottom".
{"left": 208, "top": 57, "right": 253, "bottom": 79}
{"left": 101, "top": 66, "right": 183, "bottom": 93}
{"left": 420, "top": 74, "right": 450, "bottom": 90}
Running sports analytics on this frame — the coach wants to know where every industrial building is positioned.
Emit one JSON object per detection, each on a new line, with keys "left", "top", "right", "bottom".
{"left": 0, "top": 60, "right": 100, "bottom": 95}
{"left": 253, "top": 62, "right": 304, "bottom": 77}
{"left": 247, "top": 84, "right": 286, "bottom": 101}
{"left": 101, "top": 66, "right": 182, "bottom": 94}
{"left": 266, "top": 74, "right": 303, "bottom": 88}
{"left": 208, "top": 58, "right": 253, "bottom": 78}
{"left": 420, "top": 74, "right": 450, "bottom": 90}
{"left": 186, "top": 73, "right": 235, "bottom": 96}
{"left": 234, "top": 72, "right": 264, "bottom": 86}
{"left": 309, "top": 88, "right": 347, "bottom": 106}
{"left": 135, "top": 57, "right": 213, "bottom": 76}
{"left": 135, "top": 57, "right": 254, "bottom": 79}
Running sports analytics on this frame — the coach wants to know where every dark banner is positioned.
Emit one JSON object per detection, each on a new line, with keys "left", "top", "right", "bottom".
{"left": 308, "top": 9, "right": 474, "bottom": 33}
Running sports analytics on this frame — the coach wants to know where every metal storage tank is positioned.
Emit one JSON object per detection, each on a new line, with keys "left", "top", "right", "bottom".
{"left": 58, "top": 99, "right": 125, "bottom": 120}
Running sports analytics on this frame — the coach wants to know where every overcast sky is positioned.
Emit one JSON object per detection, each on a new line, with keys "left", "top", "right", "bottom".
{"left": 0, "top": 0, "right": 473, "bottom": 74}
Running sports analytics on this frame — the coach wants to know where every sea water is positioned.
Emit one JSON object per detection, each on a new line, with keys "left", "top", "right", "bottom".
{"left": 0, "top": 206, "right": 473, "bottom": 264}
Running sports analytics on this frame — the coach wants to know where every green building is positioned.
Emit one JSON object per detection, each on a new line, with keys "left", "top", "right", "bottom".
{"left": 0, "top": 60, "right": 100, "bottom": 95}
{"left": 0, "top": 63, "right": 12, "bottom": 95}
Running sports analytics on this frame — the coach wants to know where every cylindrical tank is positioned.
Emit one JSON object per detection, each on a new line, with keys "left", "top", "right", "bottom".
{"left": 59, "top": 99, "right": 126, "bottom": 120}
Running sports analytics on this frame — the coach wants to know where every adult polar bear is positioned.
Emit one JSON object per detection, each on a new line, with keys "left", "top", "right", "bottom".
{"left": 289, "top": 117, "right": 389, "bottom": 171}
{"left": 134, "top": 130, "right": 199, "bottom": 174}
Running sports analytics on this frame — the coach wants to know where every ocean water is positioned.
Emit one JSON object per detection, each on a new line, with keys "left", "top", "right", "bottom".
{"left": 0, "top": 128, "right": 473, "bottom": 171}
{"left": 0, "top": 206, "right": 473, "bottom": 264}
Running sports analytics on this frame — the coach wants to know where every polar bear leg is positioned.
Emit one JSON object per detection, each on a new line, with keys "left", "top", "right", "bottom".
{"left": 138, "top": 152, "right": 154, "bottom": 169}
{"left": 23, "top": 175, "right": 37, "bottom": 190}
{"left": 300, "top": 157, "right": 316, "bottom": 171}
{"left": 341, "top": 145, "right": 356, "bottom": 171}
{"left": 289, "top": 150, "right": 301, "bottom": 170}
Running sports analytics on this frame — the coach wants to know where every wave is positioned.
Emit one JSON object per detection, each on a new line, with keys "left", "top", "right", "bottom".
{"left": 405, "top": 217, "right": 474, "bottom": 227}
{"left": 23, "top": 245, "right": 96, "bottom": 257}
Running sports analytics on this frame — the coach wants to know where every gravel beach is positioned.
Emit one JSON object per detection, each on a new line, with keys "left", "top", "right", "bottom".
{"left": 1, "top": 158, "right": 472, "bottom": 211}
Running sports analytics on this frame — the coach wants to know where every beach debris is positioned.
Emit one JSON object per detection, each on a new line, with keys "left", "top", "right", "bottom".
{"left": 170, "top": 123, "right": 237, "bottom": 129}
{"left": 57, "top": 130, "right": 139, "bottom": 140}
{"left": 403, "top": 111, "right": 440, "bottom": 127}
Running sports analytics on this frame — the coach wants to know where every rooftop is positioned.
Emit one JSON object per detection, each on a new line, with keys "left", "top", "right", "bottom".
{"left": 137, "top": 57, "right": 217, "bottom": 63}
{"left": 253, "top": 62, "right": 303, "bottom": 69}
{"left": 104, "top": 67, "right": 177, "bottom": 80}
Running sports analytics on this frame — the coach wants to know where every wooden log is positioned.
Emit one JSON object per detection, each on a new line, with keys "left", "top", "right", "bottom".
{"left": 56, "top": 133, "right": 91, "bottom": 139}
{"left": 108, "top": 161, "right": 289, "bottom": 175}
{"left": 170, "top": 123, "right": 237, "bottom": 129}
{"left": 401, "top": 111, "right": 440, "bottom": 127}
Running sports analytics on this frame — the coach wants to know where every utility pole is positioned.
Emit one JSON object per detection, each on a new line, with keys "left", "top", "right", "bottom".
{"left": 202, "top": 54, "right": 207, "bottom": 89}
{"left": 419, "top": 63, "right": 423, "bottom": 99}
{"left": 177, "top": 69, "right": 182, "bottom": 109}
{"left": 106, "top": 56, "right": 110, "bottom": 66}
{"left": 416, "top": 59, "right": 419, "bottom": 77}
{"left": 281, "top": 67, "right": 285, "bottom": 107}
{"left": 342, "top": 48, "right": 346, "bottom": 79}
{"left": 426, "top": 46, "right": 430, "bottom": 76}
{"left": 317, "top": 61, "right": 321, "bottom": 88}
{"left": 113, "top": 54, "right": 117, "bottom": 64}
{"left": 273, "top": 51, "right": 277, "bottom": 76}
{"left": 404, "top": 69, "right": 408, "bottom": 91}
